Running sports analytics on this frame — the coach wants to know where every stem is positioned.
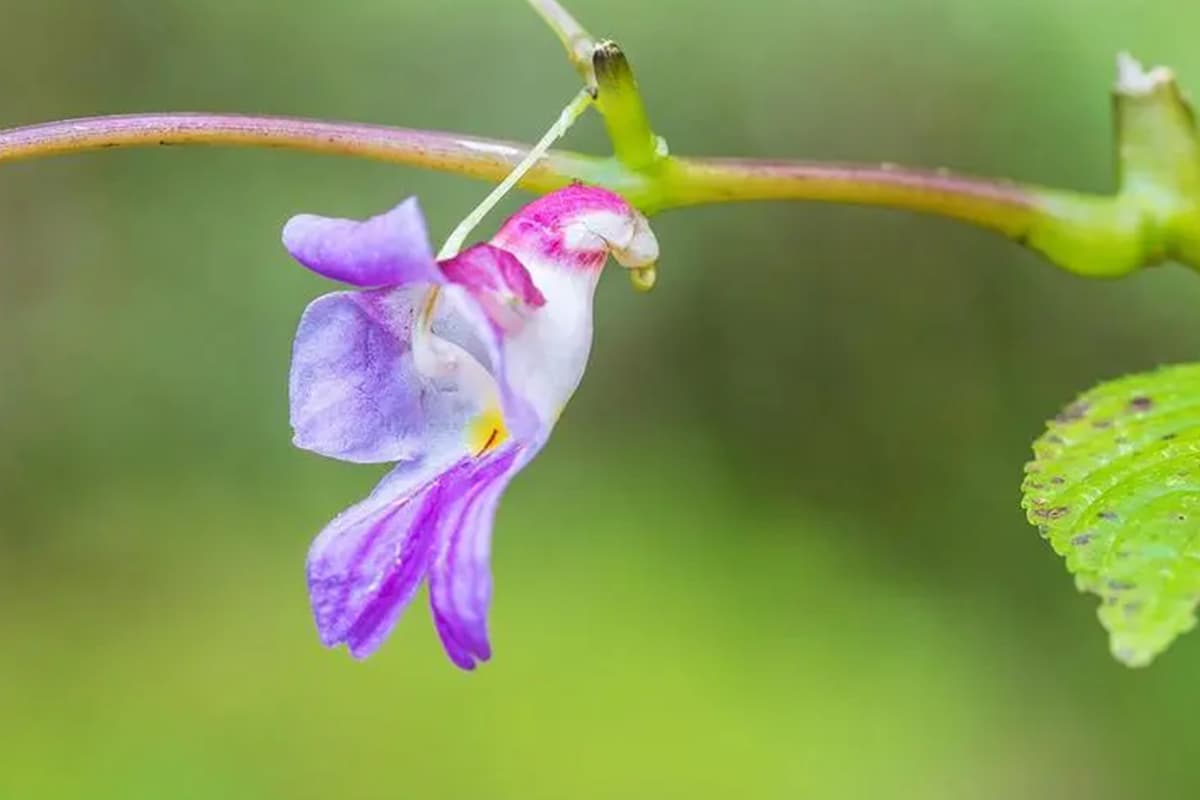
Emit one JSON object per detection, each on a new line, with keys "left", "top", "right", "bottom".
{"left": 0, "top": 113, "right": 601, "bottom": 194}
{"left": 0, "top": 112, "right": 1043, "bottom": 222}
{"left": 663, "top": 157, "right": 1039, "bottom": 235}
{"left": 0, "top": 111, "right": 1138, "bottom": 275}
{"left": 666, "top": 157, "right": 1156, "bottom": 277}
{"left": 527, "top": 3, "right": 663, "bottom": 173}
{"left": 526, "top": 0, "right": 596, "bottom": 84}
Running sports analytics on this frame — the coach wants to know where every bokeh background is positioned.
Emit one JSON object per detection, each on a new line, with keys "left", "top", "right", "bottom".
{"left": 2, "top": 0, "right": 1199, "bottom": 797}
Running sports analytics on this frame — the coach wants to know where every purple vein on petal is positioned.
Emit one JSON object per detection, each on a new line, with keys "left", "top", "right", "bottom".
{"left": 428, "top": 446, "right": 523, "bottom": 667}
{"left": 343, "top": 485, "right": 445, "bottom": 659}
{"left": 308, "top": 457, "right": 469, "bottom": 654}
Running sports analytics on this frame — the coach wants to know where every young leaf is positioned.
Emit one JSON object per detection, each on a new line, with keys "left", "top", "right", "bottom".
{"left": 1023, "top": 364, "right": 1200, "bottom": 667}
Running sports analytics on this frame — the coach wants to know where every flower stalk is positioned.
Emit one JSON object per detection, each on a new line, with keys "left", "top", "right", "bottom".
{"left": 437, "top": 88, "right": 594, "bottom": 259}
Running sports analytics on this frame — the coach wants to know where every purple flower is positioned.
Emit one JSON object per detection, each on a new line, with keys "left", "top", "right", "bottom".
{"left": 284, "top": 186, "right": 659, "bottom": 668}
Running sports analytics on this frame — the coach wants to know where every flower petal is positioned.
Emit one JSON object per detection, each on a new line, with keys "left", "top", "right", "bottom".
{"left": 291, "top": 283, "right": 522, "bottom": 463}
{"left": 429, "top": 285, "right": 543, "bottom": 445}
{"left": 482, "top": 186, "right": 660, "bottom": 427}
{"left": 291, "top": 288, "right": 448, "bottom": 462}
{"left": 428, "top": 443, "right": 534, "bottom": 669}
{"left": 292, "top": 188, "right": 665, "bottom": 667}
{"left": 283, "top": 198, "right": 440, "bottom": 287}
{"left": 440, "top": 244, "right": 545, "bottom": 307}
{"left": 307, "top": 456, "right": 471, "bottom": 659}
{"left": 493, "top": 185, "right": 658, "bottom": 274}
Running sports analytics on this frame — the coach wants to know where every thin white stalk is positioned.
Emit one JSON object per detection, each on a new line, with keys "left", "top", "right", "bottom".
{"left": 436, "top": 89, "right": 594, "bottom": 260}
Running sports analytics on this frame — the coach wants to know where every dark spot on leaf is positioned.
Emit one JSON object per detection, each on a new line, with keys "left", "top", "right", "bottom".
{"left": 1124, "top": 601, "right": 1144, "bottom": 617}
{"left": 1050, "top": 476, "right": 1065, "bottom": 485}
{"left": 1162, "top": 432, "right": 1178, "bottom": 440}
{"left": 1176, "top": 514, "right": 1188, "bottom": 522}
{"left": 1105, "top": 595, "right": 1119, "bottom": 606}
{"left": 1114, "top": 436, "right": 1130, "bottom": 445}
{"left": 1108, "top": 579, "right": 1136, "bottom": 591}
{"left": 1027, "top": 481, "right": 1045, "bottom": 490}
{"left": 1129, "top": 396, "right": 1154, "bottom": 412}
{"left": 1046, "top": 434, "right": 1065, "bottom": 445}
{"left": 1098, "top": 511, "right": 1119, "bottom": 522}
{"left": 1055, "top": 402, "right": 1090, "bottom": 423}
{"left": 1033, "top": 506, "right": 1070, "bottom": 520}
{"left": 1092, "top": 419, "right": 1113, "bottom": 429}
{"left": 1070, "top": 533, "right": 1094, "bottom": 546}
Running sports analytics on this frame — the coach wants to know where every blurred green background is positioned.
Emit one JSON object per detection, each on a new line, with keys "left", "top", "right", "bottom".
{"left": 3, "top": 0, "right": 1200, "bottom": 797}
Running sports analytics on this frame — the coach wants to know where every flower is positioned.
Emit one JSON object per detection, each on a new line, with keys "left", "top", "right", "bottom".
{"left": 283, "top": 185, "right": 659, "bottom": 668}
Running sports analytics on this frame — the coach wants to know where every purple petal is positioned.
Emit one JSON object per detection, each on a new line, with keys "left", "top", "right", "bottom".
{"left": 289, "top": 288, "right": 429, "bottom": 463}
{"left": 427, "top": 444, "right": 530, "bottom": 670}
{"left": 291, "top": 284, "right": 515, "bottom": 464}
{"left": 307, "top": 457, "right": 472, "bottom": 659}
{"left": 307, "top": 442, "right": 540, "bottom": 665}
{"left": 283, "top": 198, "right": 441, "bottom": 287}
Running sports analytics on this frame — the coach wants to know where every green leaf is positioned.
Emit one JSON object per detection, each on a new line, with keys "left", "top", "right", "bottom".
{"left": 1023, "top": 363, "right": 1200, "bottom": 667}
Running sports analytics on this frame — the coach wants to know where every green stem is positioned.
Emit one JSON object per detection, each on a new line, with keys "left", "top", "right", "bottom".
{"left": 526, "top": 0, "right": 596, "bottom": 84}
{"left": 662, "top": 157, "right": 1156, "bottom": 278}
{"left": 0, "top": 111, "right": 1167, "bottom": 277}
{"left": 662, "top": 157, "right": 1038, "bottom": 235}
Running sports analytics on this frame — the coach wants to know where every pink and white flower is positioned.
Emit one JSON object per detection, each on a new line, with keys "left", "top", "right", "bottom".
{"left": 284, "top": 185, "right": 658, "bottom": 668}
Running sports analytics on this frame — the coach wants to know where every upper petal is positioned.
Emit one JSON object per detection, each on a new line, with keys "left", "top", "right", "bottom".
{"left": 492, "top": 185, "right": 659, "bottom": 275}
{"left": 283, "top": 198, "right": 440, "bottom": 287}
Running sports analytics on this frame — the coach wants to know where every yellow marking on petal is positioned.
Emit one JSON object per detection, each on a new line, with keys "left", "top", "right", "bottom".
{"left": 467, "top": 406, "right": 509, "bottom": 457}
